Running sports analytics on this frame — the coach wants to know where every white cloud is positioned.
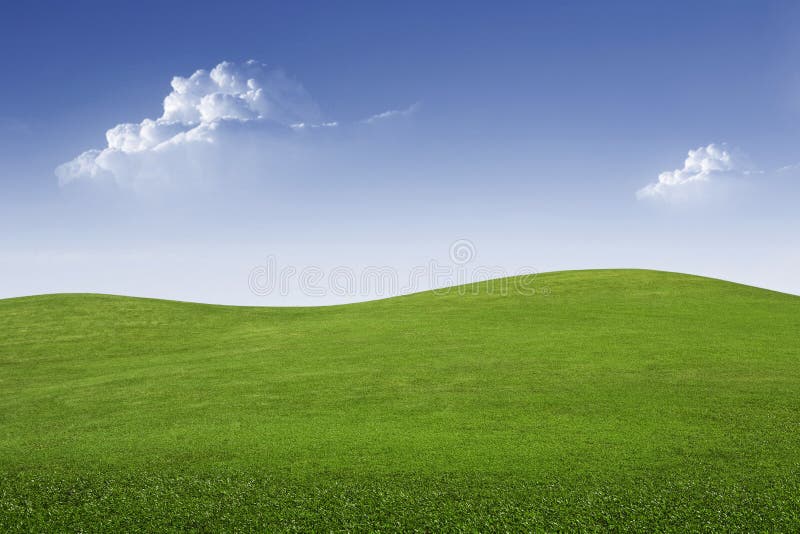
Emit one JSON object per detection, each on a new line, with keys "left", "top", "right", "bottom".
{"left": 637, "top": 143, "right": 747, "bottom": 201}
{"left": 363, "top": 102, "right": 420, "bottom": 124}
{"left": 56, "top": 60, "right": 328, "bottom": 190}
{"left": 776, "top": 162, "right": 800, "bottom": 174}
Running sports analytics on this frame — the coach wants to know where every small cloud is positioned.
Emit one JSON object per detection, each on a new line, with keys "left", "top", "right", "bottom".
{"left": 637, "top": 143, "right": 749, "bottom": 202}
{"left": 776, "top": 162, "right": 800, "bottom": 174}
{"left": 290, "top": 121, "right": 338, "bottom": 130}
{"left": 362, "top": 102, "right": 420, "bottom": 124}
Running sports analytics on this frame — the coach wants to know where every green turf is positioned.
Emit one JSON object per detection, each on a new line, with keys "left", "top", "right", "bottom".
{"left": 1, "top": 269, "right": 799, "bottom": 531}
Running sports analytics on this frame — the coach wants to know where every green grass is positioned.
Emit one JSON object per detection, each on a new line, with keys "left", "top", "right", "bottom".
{"left": 1, "top": 269, "right": 799, "bottom": 531}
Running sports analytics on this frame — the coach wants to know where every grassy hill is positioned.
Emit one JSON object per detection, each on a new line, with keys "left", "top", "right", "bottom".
{"left": 1, "top": 269, "right": 799, "bottom": 531}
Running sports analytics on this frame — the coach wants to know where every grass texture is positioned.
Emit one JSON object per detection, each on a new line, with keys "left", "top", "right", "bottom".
{"left": 1, "top": 269, "right": 799, "bottom": 531}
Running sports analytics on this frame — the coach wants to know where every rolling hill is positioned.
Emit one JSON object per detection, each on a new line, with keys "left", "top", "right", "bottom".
{"left": 1, "top": 269, "right": 799, "bottom": 531}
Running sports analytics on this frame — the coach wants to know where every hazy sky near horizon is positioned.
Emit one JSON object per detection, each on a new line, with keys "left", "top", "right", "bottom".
{"left": 1, "top": 1, "right": 799, "bottom": 304}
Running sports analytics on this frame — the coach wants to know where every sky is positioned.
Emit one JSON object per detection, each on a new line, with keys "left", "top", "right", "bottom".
{"left": 1, "top": 0, "right": 799, "bottom": 304}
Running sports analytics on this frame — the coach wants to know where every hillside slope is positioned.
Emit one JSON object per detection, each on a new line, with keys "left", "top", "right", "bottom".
{"left": 1, "top": 269, "right": 799, "bottom": 531}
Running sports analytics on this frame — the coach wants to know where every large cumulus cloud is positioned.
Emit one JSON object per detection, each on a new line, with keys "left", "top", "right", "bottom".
{"left": 56, "top": 60, "right": 326, "bottom": 189}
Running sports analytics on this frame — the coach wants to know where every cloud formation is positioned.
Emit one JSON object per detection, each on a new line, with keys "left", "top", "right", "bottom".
{"left": 363, "top": 102, "right": 420, "bottom": 124}
{"left": 637, "top": 143, "right": 745, "bottom": 201}
{"left": 56, "top": 60, "right": 328, "bottom": 190}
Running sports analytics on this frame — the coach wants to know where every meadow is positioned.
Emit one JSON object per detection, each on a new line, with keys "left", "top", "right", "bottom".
{"left": 1, "top": 269, "right": 799, "bottom": 531}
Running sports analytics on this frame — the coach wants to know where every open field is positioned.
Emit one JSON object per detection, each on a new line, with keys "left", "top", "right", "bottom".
{"left": 1, "top": 269, "right": 799, "bottom": 531}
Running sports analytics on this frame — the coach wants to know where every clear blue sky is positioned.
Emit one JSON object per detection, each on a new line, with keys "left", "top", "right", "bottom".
{"left": 1, "top": 1, "right": 799, "bottom": 303}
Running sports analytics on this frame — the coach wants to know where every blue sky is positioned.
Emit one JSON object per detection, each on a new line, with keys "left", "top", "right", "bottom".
{"left": 1, "top": 1, "right": 799, "bottom": 303}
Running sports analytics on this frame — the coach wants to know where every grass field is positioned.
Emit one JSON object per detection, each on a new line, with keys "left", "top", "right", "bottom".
{"left": 1, "top": 269, "right": 799, "bottom": 531}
